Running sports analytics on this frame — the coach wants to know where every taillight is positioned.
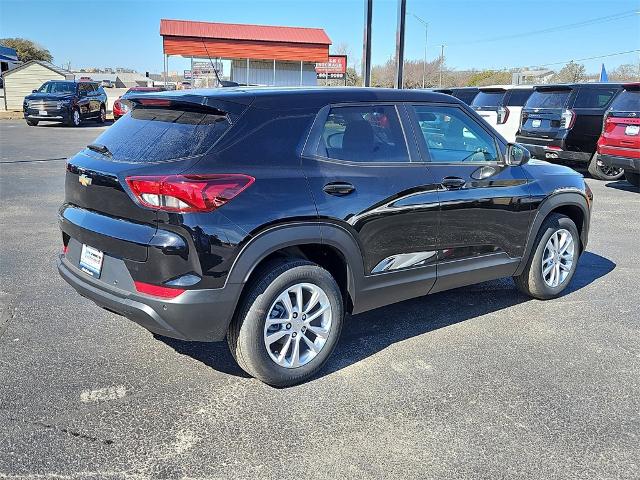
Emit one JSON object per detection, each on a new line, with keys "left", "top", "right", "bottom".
{"left": 497, "top": 106, "right": 510, "bottom": 124}
{"left": 134, "top": 281, "right": 185, "bottom": 298}
{"left": 125, "top": 174, "right": 255, "bottom": 213}
{"left": 602, "top": 113, "right": 616, "bottom": 134}
{"left": 113, "top": 100, "right": 120, "bottom": 110}
{"left": 560, "top": 109, "right": 576, "bottom": 129}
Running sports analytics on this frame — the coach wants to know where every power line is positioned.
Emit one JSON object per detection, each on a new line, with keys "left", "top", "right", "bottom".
{"left": 518, "top": 49, "right": 640, "bottom": 70}
{"left": 445, "top": 9, "right": 638, "bottom": 46}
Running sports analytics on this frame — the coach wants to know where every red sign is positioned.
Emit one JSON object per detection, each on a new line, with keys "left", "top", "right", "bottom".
{"left": 315, "top": 55, "right": 347, "bottom": 77}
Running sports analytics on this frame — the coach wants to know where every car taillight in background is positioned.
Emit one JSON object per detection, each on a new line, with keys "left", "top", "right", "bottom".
{"left": 560, "top": 109, "right": 576, "bottom": 129}
{"left": 125, "top": 174, "right": 255, "bottom": 213}
{"left": 497, "top": 106, "right": 510, "bottom": 125}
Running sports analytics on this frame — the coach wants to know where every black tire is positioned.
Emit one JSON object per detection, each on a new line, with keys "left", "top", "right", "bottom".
{"left": 514, "top": 213, "right": 580, "bottom": 300}
{"left": 624, "top": 171, "right": 640, "bottom": 188}
{"left": 227, "top": 259, "right": 343, "bottom": 387}
{"left": 588, "top": 153, "right": 624, "bottom": 181}
{"left": 67, "top": 108, "right": 81, "bottom": 127}
{"left": 97, "top": 104, "right": 106, "bottom": 124}
{"left": 26, "top": 119, "right": 38, "bottom": 126}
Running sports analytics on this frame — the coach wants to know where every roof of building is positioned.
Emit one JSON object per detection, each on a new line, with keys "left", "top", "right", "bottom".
{"left": 160, "top": 19, "right": 331, "bottom": 45}
{"left": 1, "top": 60, "right": 73, "bottom": 78}
{"left": 0, "top": 44, "right": 18, "bottom": 60}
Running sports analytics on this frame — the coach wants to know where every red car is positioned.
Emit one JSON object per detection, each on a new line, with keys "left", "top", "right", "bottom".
{"left": 598, "top": 83, "right": 640, "bottom": 187}
{"left": 113, "top": 87, "right": 165, "bottom": 120}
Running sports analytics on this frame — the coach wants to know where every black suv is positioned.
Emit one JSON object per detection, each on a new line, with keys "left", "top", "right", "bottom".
{"left": 57, "top": 88, "right": 592, "bottom": 386}
{"left": 23, "top": 80, "right": 108, "bottom": 127}
{"left": 433, "top": 87, "right": 479, "bottom": 105}
{"left": 516, "top": 82, "right": 623, "bottom": 180}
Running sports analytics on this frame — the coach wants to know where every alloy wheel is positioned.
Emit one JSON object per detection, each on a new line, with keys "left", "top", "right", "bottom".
{"left": 596, "top": 158, "right": 623, "bottom": 179}
{"left": 541, "top": 228, "right": 575, "bottom": 288}
{"left": 73, "top": 110, "right": 80, "bottom": 126}
{"left": 263, "top": 282, "right": 332, "bottom": 368}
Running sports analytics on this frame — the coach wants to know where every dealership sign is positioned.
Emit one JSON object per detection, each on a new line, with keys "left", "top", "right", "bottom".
{"left": 315, "top": 55, "right": 347, "bottom": 80}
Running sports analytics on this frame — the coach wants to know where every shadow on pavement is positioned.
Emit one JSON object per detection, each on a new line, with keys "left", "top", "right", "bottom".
{"left": 605, "top": 180, "right": 639, "bottom": 193}
{"left": 155, "top": 251, "right": 615, "bottom": 382}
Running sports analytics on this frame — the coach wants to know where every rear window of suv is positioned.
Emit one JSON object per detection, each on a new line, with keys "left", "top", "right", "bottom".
{"left": 525, "top": 89, "right": 571, "bottom": 109}
{"left": 88, "top": 106, "right": 231, "bottom": 162}
{"left": 573, "top": 86, "right": 619, "bottom": 109}
{"left": 610, "top": 89, "right": 640, "bottom": 111}
{"left": 506, "top": 89, "right": 533, "bottom": 106}
{"left": 472, "top": 90, "right": 505, "bottom": 109}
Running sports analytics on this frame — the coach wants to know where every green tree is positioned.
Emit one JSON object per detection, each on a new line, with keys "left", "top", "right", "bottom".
{"left": 0, "top": 37, "right": 52, "bottom": 63}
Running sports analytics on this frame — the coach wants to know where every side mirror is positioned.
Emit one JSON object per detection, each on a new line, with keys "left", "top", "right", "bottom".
{"left": 506, "top": 143, "right": 530, "bottom": 166}
{"left": 32, "top": 89, "right": 38, "bottom": 93}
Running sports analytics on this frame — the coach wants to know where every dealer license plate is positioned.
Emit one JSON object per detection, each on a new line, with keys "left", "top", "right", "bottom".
{"left": 625, "top": 125, "right": 639, "bottom": 136}
{"left": 79, "top": 244, "right": 103, "bottom": 278}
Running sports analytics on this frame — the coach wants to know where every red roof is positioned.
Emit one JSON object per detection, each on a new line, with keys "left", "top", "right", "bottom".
{"left": 160, "top": 19, "right": 331, "bottom": 45}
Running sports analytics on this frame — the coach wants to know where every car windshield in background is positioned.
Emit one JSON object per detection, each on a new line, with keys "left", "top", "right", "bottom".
{"left": 87, "top": 106, "right": 231, "bottom": 162}
{"left": 38, "top": 82, "right": 76, "bottom": 94}
{"left": 610, "top": 89, "right": 640, "bottom": 111}
{"left": 526, "top": 90, "right": 571, "bottom": 109}
{"left": 122, "top": 88, "right": 165, "bottom": 99}
{"left": 472, "top": 91, "right": 505, "bottom": 108}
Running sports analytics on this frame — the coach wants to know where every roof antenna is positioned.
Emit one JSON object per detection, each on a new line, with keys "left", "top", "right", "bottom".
{"left": 201, "top": 39, "right": 238, "bottom": 87}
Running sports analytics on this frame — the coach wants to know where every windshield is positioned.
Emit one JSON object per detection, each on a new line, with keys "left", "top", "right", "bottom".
{"left": 472, "top": 91, "right": 505, "bottom": 109}
{"left": 526, "top": 90, "right": 571, "bottom": 109}
{"left": 88, "top": 105, "right": 232, "bottom": 163}
{"left": 38, "top": 82, "right": 76, "bottom": 94}
{"left": 609, "top": 89, "right": 638, "bottom": 112}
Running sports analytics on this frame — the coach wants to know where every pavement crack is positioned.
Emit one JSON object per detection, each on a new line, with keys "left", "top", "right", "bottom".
{"left": 33, "top": 421, "right": 114, "bottom": 446}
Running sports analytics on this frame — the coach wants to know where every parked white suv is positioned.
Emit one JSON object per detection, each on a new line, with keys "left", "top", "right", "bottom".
{"left": 471, "top": 85, "right": 534, "bottom": 142}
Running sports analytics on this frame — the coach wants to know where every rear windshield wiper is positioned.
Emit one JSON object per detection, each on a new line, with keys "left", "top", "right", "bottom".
{"left": 87, "top": 143, "right": 112, "bottom": 157}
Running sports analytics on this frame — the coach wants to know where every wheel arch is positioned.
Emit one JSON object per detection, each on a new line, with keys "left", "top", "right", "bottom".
{"left": 514, "top": 191, "right": 590, "bottom": 276}
{"left": 226, "top": 222, "right": 365, "bottom": 314}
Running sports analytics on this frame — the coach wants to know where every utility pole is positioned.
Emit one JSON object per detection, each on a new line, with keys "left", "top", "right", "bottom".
{"left": 409, "top": 13, "right": 428, "bottom": 89}
{"left": 394, "top": 0, "right": 407, "bottom": 89}
{"left": 362, "top": 0, "right": 373, "bottom": 87}
{"left": 439, "top": 44, "right": 445, "bottom": 87}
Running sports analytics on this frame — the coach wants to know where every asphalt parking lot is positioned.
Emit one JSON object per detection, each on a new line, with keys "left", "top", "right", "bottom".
{"left": 1, "top": 119, "right": 639, "bottom": 479}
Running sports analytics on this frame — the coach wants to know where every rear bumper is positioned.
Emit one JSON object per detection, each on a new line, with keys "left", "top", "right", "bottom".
{"left": 517, "top": 138, "right": 592, "bottom": 163}
{"left": 57, "top": 255, "right": 241, "bottom": 342}
{"left": 599, "top": 154, "right": 640, "bottom": 174}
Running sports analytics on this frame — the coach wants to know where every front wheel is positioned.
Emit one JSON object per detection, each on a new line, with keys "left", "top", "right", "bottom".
{"left": 97, "top": 104, "right": 106, "bottom": 123}
{"left": 624, "top": 171, "right": 639, "bottom": 188}
{"left": 588, "top": 153, "right": 624, "bottom": 181}
{"left": 26, "top": 119, "right": 38, "bottom": 126}
{"left": 514, "top": 213, "right": 580, "bottom": 300}
{"left": 67, "top": 108, "right": 81, "bottom": 127}
{"left": 228, "top": 259, "right": 343, "bottom": 387}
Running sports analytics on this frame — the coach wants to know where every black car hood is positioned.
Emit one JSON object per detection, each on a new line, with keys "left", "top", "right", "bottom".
{"left": 25, "top": 92, "right": 75, "bottom": 101}
{"left": 525, "top": 159, "right": 581, "bottom": 177}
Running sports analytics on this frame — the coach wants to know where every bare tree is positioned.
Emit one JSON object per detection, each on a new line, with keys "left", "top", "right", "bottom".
{"left": 550, "top": 61, "right": 586, "bottom": 83}
{"left": 609, "top": 62, "right": 640, "bottom": 82}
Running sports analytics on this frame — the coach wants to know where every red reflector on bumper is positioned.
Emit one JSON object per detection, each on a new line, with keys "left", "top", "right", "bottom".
{"left": 134, "top": 281, "right": 185, "bottom": 298}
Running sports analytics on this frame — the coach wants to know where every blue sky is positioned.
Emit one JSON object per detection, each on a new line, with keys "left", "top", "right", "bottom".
{"left": 1, "top": 0, "right": 638, "bottom": 75}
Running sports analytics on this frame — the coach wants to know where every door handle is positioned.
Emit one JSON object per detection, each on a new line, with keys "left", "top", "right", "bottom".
{"left": 441, "top": 177, "right": 466, "bottom": 190}
{"left": 323, "top": 182, "right": 355, "bottom": 196}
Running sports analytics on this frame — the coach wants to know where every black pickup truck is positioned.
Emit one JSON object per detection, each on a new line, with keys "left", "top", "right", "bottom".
{"left": 23, "top": 80, "right": 108, "bottom": 127}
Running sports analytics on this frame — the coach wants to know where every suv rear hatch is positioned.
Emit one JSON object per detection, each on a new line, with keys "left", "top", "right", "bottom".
{"left": 519, "top": 86, "right": 574, "bottom": 139}
{"left": 599, "top": 84, "right": 640, "bottom": 155}
{"left": 62, "top": 92, "right": 252, "bottom": 259}
{"left": 471, "top": 88, "right": 506, "bottom": 126}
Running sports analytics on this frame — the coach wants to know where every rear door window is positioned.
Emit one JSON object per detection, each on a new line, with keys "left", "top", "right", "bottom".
{"left": 525, "top": 89, "right": 571, "bottom": 109}
{"left": 316, "top": 105, "right": 409, "bottom": 163}
{"left": 472, "top": 91, "right": 505, "bottom": 109}
{"left": 88, "top": 105, "right": 232, "bottom": 162}
{"left": 610, "top": 89, "right": 640, "bottom": 111}
{"left": 506, "top": 89, "right": 533, "bottom": 106}
{"left": 573, "top": 87, "right": 619, "bottom": 109}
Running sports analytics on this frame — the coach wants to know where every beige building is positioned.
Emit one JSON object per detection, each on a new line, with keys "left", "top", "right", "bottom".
{"left": 1, "top": 60, "right": 74, "bottom": 110}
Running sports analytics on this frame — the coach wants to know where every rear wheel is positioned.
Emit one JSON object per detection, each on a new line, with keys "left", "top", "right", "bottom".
{"left": 228, "top": 259, "right": 343, "bottom": 387}
{"left": 514, "top": 213, "right": 580, "bottom": 300}
{"left": 26, "top": 119, "right": 38, "bottom": 126}
{"left": 624, "top": 171, "right": 640, "bottom": 188}
{"left": 588, "top": 153, "right": 624, "bottom": 181}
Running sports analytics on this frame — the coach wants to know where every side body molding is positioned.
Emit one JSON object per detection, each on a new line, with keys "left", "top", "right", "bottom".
{"left": 513, "top": 191, "right": 591, "bottom": 277}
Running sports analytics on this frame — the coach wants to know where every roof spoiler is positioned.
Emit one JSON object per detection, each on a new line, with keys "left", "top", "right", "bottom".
{"left": 533, "top": 85, "right": 573, "bottom": 92}
{"left": 126, "top": 91, "right": 254, "bottom": 116}
{"left": 623, "top": 82, "right": 640, "bottom": 91}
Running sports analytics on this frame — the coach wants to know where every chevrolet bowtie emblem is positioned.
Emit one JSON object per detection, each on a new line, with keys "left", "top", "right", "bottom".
{"left": 79, "top": 174, "right": 92, "bottom": 187}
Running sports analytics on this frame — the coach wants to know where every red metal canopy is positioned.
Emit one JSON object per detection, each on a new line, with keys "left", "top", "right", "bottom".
{"left": 160, "top": 19, "right": 331, "bottom": 62}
